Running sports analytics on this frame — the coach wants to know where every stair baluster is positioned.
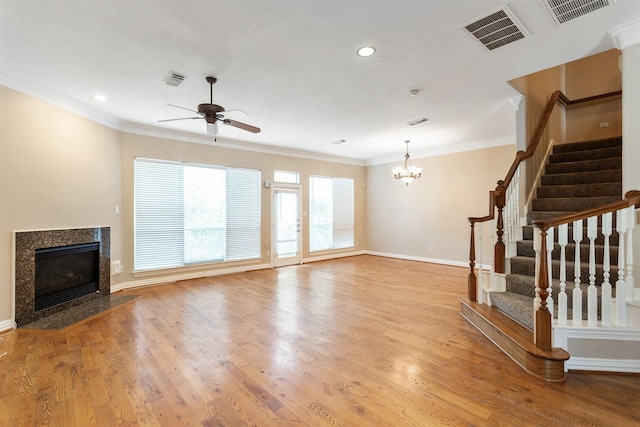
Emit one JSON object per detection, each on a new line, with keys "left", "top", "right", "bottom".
{"left": 495, "top": 181, "right": 506, "bottom": 274}
{"left": 573, "top": 219, "right": 583, "bottom": 324}
{"left": 546, "top": 227, "right": 554, "bottom": 321}
{"left": 477, "top": 221, "right": 484, "bottom": 304}
{"left": 468, "top": 221, "right": 477, "bottom": 302}
{"left": 535, "top": 226, "right": 552, "bottom": 350}
{"left": 615, "top": 209, "right": 627, "bottom": 326}
{"left": 625, "top": 206, "right": 635, "bottom": 302}
{"left": 587, "top": 216, "right": 598, "bottom": 326}
{"left": 601, "top": 213, "right": 613, "bottom": 326}
{"left": 558, "top": 224, "right": 568, "bottom": 324}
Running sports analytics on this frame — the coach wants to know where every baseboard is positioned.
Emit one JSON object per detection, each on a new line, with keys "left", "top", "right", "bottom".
{"left": 0, "top": 319, "right": 17, "bottom": 334}
{"left": 364, "top": 251, "right": 468, "bottom": 268}
{"left": 554, "top": 324, "right": 640, "bottom": 373}
{"left": 303, "top": 250, "right": 366, "bottom": 263}
{"left": 111, "top": 262, "right": 272, "bottom": 292}
{"left": 567, "top": 357, "right": 640, "bottom": 373}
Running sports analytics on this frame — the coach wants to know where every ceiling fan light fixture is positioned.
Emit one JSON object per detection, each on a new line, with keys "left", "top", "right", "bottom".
{"left": 357, "top": 46, "right": 376, "bottom": 57}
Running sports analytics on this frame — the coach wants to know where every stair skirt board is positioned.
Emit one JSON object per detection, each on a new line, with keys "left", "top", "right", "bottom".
{"left": 554, "top": 327, "right": 640, "bottom": 373}
{"left": 460, "top": 298, "right": 569, "bottom": 382}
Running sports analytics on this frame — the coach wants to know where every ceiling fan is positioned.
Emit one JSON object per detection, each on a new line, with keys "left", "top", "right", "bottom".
{"left": 159, "top": 76, "right": 261, "bottom": 136}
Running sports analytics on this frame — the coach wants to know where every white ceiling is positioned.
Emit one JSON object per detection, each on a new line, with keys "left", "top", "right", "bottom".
{"left": 1, "top": 0, "right": 638, "bottom": 164}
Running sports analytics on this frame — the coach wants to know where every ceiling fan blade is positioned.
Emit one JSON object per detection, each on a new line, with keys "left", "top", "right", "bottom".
{"left": 158, "top": 116, "right": 203, "bottom": 122}
{"left": 222, "top": 119, "right": 261, "bottom": 133}
{"left": 218, "top": 109, "right": 249, "bottom": 119}
{"left": 167, "top": 103, "right": 201, "bottom": 114}
{"left": 206, "top": 122, "right": 218, "bottom": 136}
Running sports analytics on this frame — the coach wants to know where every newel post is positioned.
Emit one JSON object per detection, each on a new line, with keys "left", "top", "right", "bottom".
{"left": 494, "top": 180, "right": 506, "bottom": 274}
{"left": 535, "top": 226, "right": 552, "bottom": 351}
{"left": 468, "top": 220, "right": 477, "bottom": 301}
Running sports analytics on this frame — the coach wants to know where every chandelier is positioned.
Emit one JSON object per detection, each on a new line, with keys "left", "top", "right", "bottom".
{"left": 392, "top": 140, "right": 422, "bottom": 185}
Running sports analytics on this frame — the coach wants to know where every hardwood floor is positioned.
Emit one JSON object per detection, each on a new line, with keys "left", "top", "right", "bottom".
{"left": 1, "top": 255, "right": 638, "bottom": 426}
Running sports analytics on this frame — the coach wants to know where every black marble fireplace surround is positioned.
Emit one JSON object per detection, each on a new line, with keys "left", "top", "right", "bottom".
{"left": 15, "top": 227, "right": 110, "bottom": 326}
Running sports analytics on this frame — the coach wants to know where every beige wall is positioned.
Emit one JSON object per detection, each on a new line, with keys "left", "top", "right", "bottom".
{"left": 565, "top": 49, "right": 622, "bottom": 142}
{"left": 0, "top": 86, "right": 123, "bottom": 326}
{"left": 509, "top": 64, "right": 565, "bottom": 197}
{"left": 366, "top": 144, "right": 515, "bottom": 264}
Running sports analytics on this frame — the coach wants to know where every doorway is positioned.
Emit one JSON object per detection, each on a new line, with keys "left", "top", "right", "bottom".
{"left": 272, "top": 185, "right": 302, "bottom": 267}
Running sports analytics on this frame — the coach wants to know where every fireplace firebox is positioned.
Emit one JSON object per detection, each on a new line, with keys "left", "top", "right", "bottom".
{"left": 35, "top": 242, "right": 100, "bottom": 311}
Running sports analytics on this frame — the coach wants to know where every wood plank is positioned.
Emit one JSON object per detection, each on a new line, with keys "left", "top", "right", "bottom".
{"left": 0, "top": 255, "right": 638, "bottom": 426}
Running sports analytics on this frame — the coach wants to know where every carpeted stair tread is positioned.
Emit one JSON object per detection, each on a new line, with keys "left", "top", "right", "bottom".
{"left": 541, "top": 169, "right": 622, "bottom": 186}
{"left": 510, "top": 256, "right": 619, "bottom": 282}
{"left": 549, "top": 146, "right": 622, "bottom": 164}
{"left": 545, "top": 157, "right": 621, "bottom": 175}
{"left": 490, "top": 292, "right": 535, "bottom": 330}
{"left": 551, "top": 137, "right": 621, "bottom": 153}
{"left": 528, "top": 211, "right": 577, "bottom": 222}
{"left": 504, "top": 274, "right": 606, "bottom": 322}
{"left": 536, "top": 182, "right": 621, "bottom": 198}
{"left": 532, "top": 196, "right": 620, "bottom": 212}
{"left": 516, "top": 240, "right": 619, "bottom": 264}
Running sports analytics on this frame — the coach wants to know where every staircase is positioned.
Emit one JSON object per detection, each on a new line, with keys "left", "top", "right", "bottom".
{"left": 490, "top": 137, "right": 623, "bottom": 330}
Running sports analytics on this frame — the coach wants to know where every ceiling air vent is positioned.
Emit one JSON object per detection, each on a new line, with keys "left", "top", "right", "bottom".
{"left": 463, "top": 6, "right": 529, "bottom": 51}
{"left": 540, "top": 0, "right": 615, "bottom": 26}
{"left": 163, "top": 71, "right": 186, "bottom": 87}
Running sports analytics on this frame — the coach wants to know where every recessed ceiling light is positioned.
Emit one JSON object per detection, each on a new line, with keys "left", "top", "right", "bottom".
{"left": 93, "top": 94, "right": 108, "bottom": 102}
{"left": 357, "top": 46, "right": 376, "bottom": 57}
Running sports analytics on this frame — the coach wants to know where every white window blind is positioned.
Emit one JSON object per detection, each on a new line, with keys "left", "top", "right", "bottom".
{"left": 332, "top": 177, "right": 354, "bottom": 248}
{"left": 134, "top": 159, "right": 184, "bottom": 270}
{"left": 134, "top": 158, "right": 261, "bottom": 271}
{"left": 184, "top": 165, "right": 226, "bottom": 264}
{"left": 309, "top": 175, "right": 354, "bottom": 252}
{"left": 226, "top": 168, "right": 261, "bottom": 260}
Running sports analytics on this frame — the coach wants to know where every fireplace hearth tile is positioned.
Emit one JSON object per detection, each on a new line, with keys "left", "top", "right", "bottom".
{"left": 20, "top": 294, "right": 137, "bottom": 329}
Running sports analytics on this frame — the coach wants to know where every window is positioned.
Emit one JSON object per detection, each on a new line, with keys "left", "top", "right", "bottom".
{"left": 134, "top": 158, "right": 261, "bottom": 271}
{"left": 274, "top": 170, "right": 299, "bottom": 184}
{"left": 309, "top": 176, "right": 354, "bottom": 251}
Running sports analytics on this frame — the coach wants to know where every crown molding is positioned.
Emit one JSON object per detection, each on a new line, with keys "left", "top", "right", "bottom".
{"left": 120, "top": 122, "right": 366, "bottom": 166}
{"left": 366, "top": 134, "right": 515, "bottom": 166}
{"left": 609, "top": 19, "right": 640, "bottom": 50}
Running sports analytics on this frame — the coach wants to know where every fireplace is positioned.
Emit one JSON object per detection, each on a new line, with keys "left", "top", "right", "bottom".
{"left": 15, "top": 227, "right": 110, "bottom": 326}
{"left": 35, "top": 242, "right": 100, "bottom": 311}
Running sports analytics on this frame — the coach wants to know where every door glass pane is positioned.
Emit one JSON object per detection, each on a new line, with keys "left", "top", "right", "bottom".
{"left": 276, "top": 191, "right": 299, "bottom": 258}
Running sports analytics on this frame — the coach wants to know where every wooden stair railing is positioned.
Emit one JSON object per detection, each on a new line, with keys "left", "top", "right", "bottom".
{"left": 531, "top": 190, "right": 640, "bottom": 350}
{"left": 468, "top": 89, "right": 622, "bottom": 304}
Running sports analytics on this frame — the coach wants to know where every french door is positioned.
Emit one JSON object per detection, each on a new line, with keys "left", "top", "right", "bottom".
{"left": 272, "top": 186, "right": 302, "bottom": 267}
